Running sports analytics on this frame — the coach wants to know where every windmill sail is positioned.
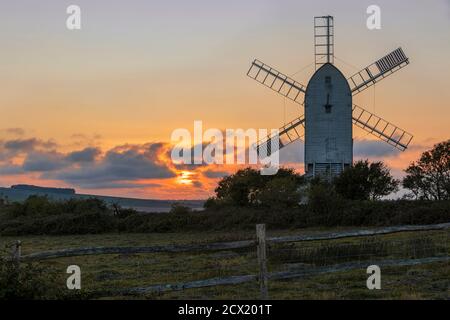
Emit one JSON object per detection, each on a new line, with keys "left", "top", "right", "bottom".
{"left": 348, "top": 48, "right": 409, "bottom": 95}
{"left": 247, "top": 59, "right": 306, "bottom": 105}
{"left": 352, "top": 104, "right": 413, "bottom": 151}
{"left": 256, "top": 115, "right": 305, "bottom": 157}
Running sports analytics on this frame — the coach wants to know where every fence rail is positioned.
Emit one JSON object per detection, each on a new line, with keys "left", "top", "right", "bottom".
{"left": 19, "top": 240, "right": 255, "bottom": 261}
{"left": 267, "top": 222, "right": 450, "bottom": 243}
{"left": 17, "top": 222, "right": 450, "bottom": 261}
{"left": 5, "top": 222, "right": 450, "bottom": 299}
{"left": 121, "top": 256, "right": 449, "bottom": 295}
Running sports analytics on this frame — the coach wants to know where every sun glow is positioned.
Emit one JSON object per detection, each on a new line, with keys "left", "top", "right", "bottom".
{"left": 178, "top": 171, "right": 194, "bottom": 185}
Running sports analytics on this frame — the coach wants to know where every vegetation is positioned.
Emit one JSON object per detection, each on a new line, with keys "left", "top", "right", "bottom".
{"left": 403, "top": 139, "right": 450, "bottom": 200}
{"left": 0, "top": 143, "right": 448, "bottom": 300}
{"left": 169, "top": 203, "right": 192, "bottom": 214}
{"left": 208, "top": 160, "right": 399, "bottom": 209}
{"left": 210, "top": 167, "right": 305, "bottom": 208}
{"left": 0, "top": 250, "right": 69, "bottom": 299}
{"left": 334, "top": 160, "right": 399, "bottom": 200}
{"left": 0, "top": 195, "right": 448, "bottom": 236}
{"left": 0, "top": 229, "right": 447, "bottom": 299}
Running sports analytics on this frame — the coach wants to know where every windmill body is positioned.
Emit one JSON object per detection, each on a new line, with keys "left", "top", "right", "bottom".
{"left": 247, "top": 15, "right": 413, "bottom": 179}
{"left": 305, "top": 63, "right": 352, "bottom": 176}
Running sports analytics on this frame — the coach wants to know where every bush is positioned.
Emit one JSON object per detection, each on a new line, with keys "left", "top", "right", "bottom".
{"left": 212, "top": 167, "right": 305, "bottom": 208}
{"left": 6, "top": 195, "right": 59, "bottom": 218}
{"left": 0, "top": 196, "right": 116, "bottom": 235}
{"left": 60, "top": 198, "right": 109, "bottom": 215}
{"left": 0, "top": 196, "right": 448, "bottom": 236}
{"left": 203, "top": 197, "right": 229, "bottom": 209}
{"left": 255, "top": 177, "right": 301, "bottom": 208}
{"left": 111, "top": 203, "right": 138, "bottom": 219}
{"left": 169, "top": 203, "right": 192, "bottom": 214}
{"left": 4, "top": 196, "right": 110, "bottom": 219}
{"left": 307, "top": 178, "right": 345, "bottom": 226}
{"left": 0, "top": 253, "right": 65, "bottom": 299}
{"left": 334, "top": 160, "right": 399, "bottom": 200}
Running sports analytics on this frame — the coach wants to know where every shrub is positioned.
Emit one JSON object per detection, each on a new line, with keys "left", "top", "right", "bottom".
{"left": 255, "top": 176, "right": 301, "bottom": 208}
{"left": 4, "top": 196, "right": 110, "bottom": 219}
{"left": 203, "top": 197, "right": 230, "bottom": 209}
{"left": 307, "top": 178, "right": 344, "bottom": 223}
{"left": 6, "top": 196, "right": 59, "bottom": 218}
{"left": 169, "top": 203, "right": 192, "bottom": 214}
{"left": 0, "top": 252, "right": 65, "bottom": 299}
{"left": 60, "top": 198, "right": 109, "bottom": 215}
{"left": 334, "top": 160, "right": 399, "bottom": 200}
{"left": 213, "top": 167, "right": 305, "bottom": 208}
{"left": 0, "top": 196, "right": 448, "bottom": 236}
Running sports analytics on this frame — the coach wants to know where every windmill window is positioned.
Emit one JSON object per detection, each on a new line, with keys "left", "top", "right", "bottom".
{"left": 324, "top": 94, "right": 332, "bottom": 113}
{"left": 325, "top": 76, "right": 332, "bottom": 84}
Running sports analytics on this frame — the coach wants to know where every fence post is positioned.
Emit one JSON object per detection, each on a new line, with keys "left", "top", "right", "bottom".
{"left": 11, "top": 240, "right": 21, "bottom": 268}
{"left": 256, "top": 224, "right": 268, "bottom": 300}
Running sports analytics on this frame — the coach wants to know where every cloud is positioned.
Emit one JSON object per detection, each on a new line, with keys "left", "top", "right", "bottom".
{"left": 279, "top": 140, "right": 304, "bottom": 163}
{"left": 203, "top": 170, "right": 230, "bottom": 178}
{"left": 69, "top": 133, "right": 102, "bottom": 148}
{"left": 71, "top": 133, "right": 102, "bottom": 140}
{"left": 353, "top": 139, "right": 400, "bottom": 158}
{"left": 191, "top": 180, "right": 203, "bottom": 188}
{"left": 0, "top": 165, "right": 25, "bottom": 175}
{"left": 22, "top": 151, "right": 67, "bottom": 172}
{"left": 46, "top": 143, "right": 176, "bottom": 188}
{"left": 275, "top": 139, "right": 401, "bottom": 162}
{"left": 3, "top": 138, "right": 57, "bottom": 152}
{"left": 0, "top": 132, "right": 428, "bottom": 195}
{"left": 0, "top": 136, "right": 178, "bottom": 190}
{"left": 66, "top": 147, "right": 101, "bottom": 163}
{"left": 4, "top": 128, "right": 25, "bottom": 136}
{"left": 168, "top": 137, "right": 412, "bottom": 174}
{"left": 74, "top": 181, "right": 161, "bottom": 190}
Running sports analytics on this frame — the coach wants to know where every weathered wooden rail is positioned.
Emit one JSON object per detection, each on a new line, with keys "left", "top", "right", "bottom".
{"left": 267, "top": 222, "right": 450, "bottom": 243}
{"left": 17, "top": 222, "right": 450, "bottom": 261}
{"left": 121, "top": 256, "right": 450, "bottom": 295}
{"left": 19, "top": 240, "right": 255, "bottom": 261}
{"left": 6, "top": 222, "right": 449, "bottom": 299}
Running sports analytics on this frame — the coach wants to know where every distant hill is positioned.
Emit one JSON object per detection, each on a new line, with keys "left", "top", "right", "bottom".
{"left": 0, "top": 185, "right": 204, "bottom": 213}
{"left": 11, "top": 184, "right": 75, "bottom": 195}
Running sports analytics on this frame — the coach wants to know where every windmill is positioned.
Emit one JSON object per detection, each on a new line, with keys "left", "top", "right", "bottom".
{"left": 247, "top": 16, "right": 413, "bottom": 178}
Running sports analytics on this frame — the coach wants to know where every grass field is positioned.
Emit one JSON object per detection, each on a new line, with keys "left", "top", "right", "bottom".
{"left": 1, "top": 227, "right": 449, "bottom": 300}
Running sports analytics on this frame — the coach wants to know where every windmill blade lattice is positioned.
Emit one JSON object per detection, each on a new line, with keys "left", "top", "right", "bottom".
{"left": 247, "top": 60, "right": 306, "bottom": 105}
{"left": 352, "top": 104, "right": 413, "bottom": 151}
{"left": 348, "top": 48, "right": 409, "bottom": 95}
{"left": 255, "top": 115, "right": 305, "bottom": 157}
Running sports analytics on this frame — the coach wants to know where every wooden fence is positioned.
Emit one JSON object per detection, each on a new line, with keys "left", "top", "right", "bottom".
{"left": 7, "top": 222, "right": 450, "bottom": 298}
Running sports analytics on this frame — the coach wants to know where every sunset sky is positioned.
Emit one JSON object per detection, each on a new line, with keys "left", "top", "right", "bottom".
{"left": 0, "top": 0, "right": 449, "bottom": 199}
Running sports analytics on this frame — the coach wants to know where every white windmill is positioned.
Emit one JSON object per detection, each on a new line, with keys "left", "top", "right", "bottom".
{"left": 247, "top": 16, "right": 413, "bottom": 178}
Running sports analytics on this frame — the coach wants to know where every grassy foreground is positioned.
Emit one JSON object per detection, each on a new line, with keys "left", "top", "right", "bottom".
{"left": 0, "top": 227, "right": 449, "bottom": 300}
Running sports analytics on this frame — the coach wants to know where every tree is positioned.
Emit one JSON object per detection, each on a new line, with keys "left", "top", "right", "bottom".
{"left": 403, "top": 140, "right": 450, "bottom": 200}
{"left": 212, "top": 167, "right": 304, "bottom": 207}
{"left": 255, "top": 176, "right": 301, "bottom": 208}
{"left": 333, "top": 160, "right": 399, "bottom": 200}
{"left": 214, "top": 168, "right": 263, "bottom": 206}
{"left": 307, "top": 177, "right": 341, "bottom": 216}
{"left": 169, "top": 203, "right": 192, "bottom": 214}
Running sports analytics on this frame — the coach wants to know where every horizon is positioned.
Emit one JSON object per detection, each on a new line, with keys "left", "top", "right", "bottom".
{"left": 1, "top": 0, "right": 449, "bottom": 200}
{"left": 0, "top": 184, "right": 206, "bottom": 201}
